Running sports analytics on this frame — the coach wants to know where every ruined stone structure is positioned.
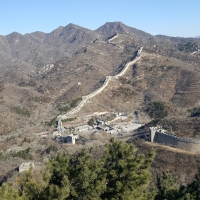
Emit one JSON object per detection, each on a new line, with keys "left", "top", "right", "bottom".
{"left": 19, "top": 162, "right": 34, "bottom": 173}
{"left": 63, "top": 134, "right": 79, "bottom": 144}
{"left": 149, "top": 126, "right": 200, "bottom": 153}
{"left": 52, "top": 118, "right": 67, "bottom": 137}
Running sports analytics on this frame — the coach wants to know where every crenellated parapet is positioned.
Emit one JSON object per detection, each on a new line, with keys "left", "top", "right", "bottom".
{"left": 149, "top": 126, "right": 200, "bottom": 153}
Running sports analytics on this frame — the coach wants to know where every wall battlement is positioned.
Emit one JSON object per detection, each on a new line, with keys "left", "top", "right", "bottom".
{"left": 149, "top": 126, "right": 200, "bottom": 153}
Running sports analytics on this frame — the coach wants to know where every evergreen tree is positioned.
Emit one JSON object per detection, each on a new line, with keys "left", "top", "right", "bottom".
{"left": 15, "top": 155, "right": 70, "bottom": 200}
{"left": 155, "top": 171, "right": 179, "bottom": 200}
{"left": 0, "top": 183, "right": 26, "bottom": 200}
{"left": 181, "top": 164, "right": 200, "bottom": 200}
{"left": 0, "top": 139, "right": 157, "bottom": 200}
{"left": 146, "top": 101, "right": 168, "bottom": 119}
{"left": 101, "top": 138, "right": 155, "bottom": 200}
{"left": 68, "top": 150, "right": 106, "bottom": 200}
{"left": 16, "top": 168, "right": 48, "bottom": 200}
{"left": 44, "top": 152, "right": 71, "bottom": 199}
{"left": 87, "top": 118, "right": 95, "bottom": 126}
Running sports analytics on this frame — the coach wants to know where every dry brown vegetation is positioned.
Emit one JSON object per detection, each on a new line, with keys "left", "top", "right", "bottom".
{"left": 128, "top": 138, "right": 200, "bottom": 186}
{"left": 1, "top": 22, "right": 200, "bottom": 186}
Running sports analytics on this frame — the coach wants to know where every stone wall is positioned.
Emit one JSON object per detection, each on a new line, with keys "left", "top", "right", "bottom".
{"left": 115, "top": 57, "right": 140, "bottom": 78}
{"left": 58, "top": 47, "right": 143, "bottom": 120}
{"left": 150, "top": 127, "right": 200, "bottom": 153}
{"left": 58, "top": 76, "right": 111, "bottom": 119}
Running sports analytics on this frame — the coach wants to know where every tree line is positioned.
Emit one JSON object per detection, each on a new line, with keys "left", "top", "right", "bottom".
{"left": 0, "top": 139, "right": 200, "bottom": 200}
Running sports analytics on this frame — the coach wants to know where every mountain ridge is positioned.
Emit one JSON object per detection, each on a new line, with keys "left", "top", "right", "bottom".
{"left": 1, "top": 21, "right": 200, "bottom": 188}
{"left": 0, "top": 21, "right": 200, "bottom": 138}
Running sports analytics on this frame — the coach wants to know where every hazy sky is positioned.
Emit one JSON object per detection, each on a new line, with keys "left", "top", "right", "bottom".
{"left": 1, "top": 0, "right": 199, "bottom": 37}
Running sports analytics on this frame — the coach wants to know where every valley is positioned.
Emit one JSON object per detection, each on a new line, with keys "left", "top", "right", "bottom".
{"left": 1, "top": 21, "right": 200, "bottom": 188}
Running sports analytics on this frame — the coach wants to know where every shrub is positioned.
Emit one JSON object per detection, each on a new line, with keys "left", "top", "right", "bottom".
{"left": 0, "top": 152, "right": 8, "bottom": 161}
{"left": 106, "top": 114, "right": 116, "bottom": 121}
{"left": 0, "top": 100, "right": 5, "bottom": 104}
{"left": 62, "top": 117, "right": 77, "bottom": 122}
{"left": 0, "top": 81, "right": 5, "bottom": 92}
{"left": 88, "top": 118, "right": 95, "bottom": 126}
{"left": 57, "top": 98, "right": 81, "bottom": 113}
{"left": 69, "top": 97, "right": 81, "bottom": 108}
{"left": 10, "top": 148, "right": 33, "bottom": 160}
{"left": 6, "top": 136, "right": 15, "bottom": 142}
{"left": 45, "top": 118, "right": 56, "bottom": 127}
{"left": 12, "top": 107, "right": 30, "bottom": 117}
{"left": 46, "top": 145, "right": 58, "bottom": 154}
{"left": 57, "top": 104, "right": 70, "bottom": 112}
{"left": 146, "top": 101, "right": 168, "bottom": 119}
{"left": 189, "top": 107, "right": 200, "bottom": 117}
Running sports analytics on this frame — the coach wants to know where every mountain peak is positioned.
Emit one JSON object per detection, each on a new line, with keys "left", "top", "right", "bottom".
{"left": 6, "top": 32, "right": 24, "bottom": 41}
{"left": 7, "top": 32, "right": 23, "bottom": 37}
{"left": 96, "top": 21, "right": 152, "bottom": 40}
{"left": 96, "top": 21, "right": 126, "bottom": 33}
{"left": 104, "top": 21, "right": 125, "bottom": 26}
{"left": 65, "top": 23, "right": 85, "bottom": 30}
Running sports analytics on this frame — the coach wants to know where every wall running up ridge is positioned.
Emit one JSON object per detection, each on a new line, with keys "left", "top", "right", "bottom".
{"left": 57, "top": 47, "right": 143, "bottom": 120}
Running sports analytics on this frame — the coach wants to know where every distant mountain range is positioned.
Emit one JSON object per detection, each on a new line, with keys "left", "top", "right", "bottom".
{"left": 0, "top": 21, "right": 199, "bottom": 77}
{"left": 0, "top": 21, "right": 200, "bottom": 139}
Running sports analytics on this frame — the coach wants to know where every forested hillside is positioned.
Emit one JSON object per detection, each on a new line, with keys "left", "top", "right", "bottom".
{"left": 1, "top": 139, "right": 200, "bottom": 200}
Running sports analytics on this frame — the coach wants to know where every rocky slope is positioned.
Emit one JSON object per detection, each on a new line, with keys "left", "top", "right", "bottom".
{"left": 1, "top": 21, "right": 200, "bottom": 188}
{"left": 0, "top": 21, "right": 200, "bottom": 138}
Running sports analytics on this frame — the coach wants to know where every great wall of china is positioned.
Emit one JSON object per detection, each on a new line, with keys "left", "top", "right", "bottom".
{"left": 150, "top": 126, "right": 200, "bottom": 153}
{"left": 57, "top": 46, "right": 143, "bottom": 120}
{"left": 55, "top": 40, "right": 200, "bottom": 153}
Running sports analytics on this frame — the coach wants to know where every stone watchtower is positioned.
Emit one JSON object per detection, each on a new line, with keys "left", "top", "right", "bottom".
{"left": 149, "top": 126, "right": 165, "bottom": 142}
{"left": 149, "top": 126, "right": 164, "bottom": 142}
{"left": 149, "top": 127, "right": 156, "bottom": 142}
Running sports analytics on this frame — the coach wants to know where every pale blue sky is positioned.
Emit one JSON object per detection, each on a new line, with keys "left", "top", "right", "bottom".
{"left": 1, "top": 0, "right": 199, "bottom": 37}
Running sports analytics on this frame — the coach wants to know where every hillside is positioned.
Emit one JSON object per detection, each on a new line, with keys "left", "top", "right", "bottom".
{"left": 0, "top": 21, "right": 200, "bottom": 137}
{"left": 1, "top": 22, "right": 200, "bottom": 186}
{"left": 128, "top": 138, "right": 200, "bottom": 186}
